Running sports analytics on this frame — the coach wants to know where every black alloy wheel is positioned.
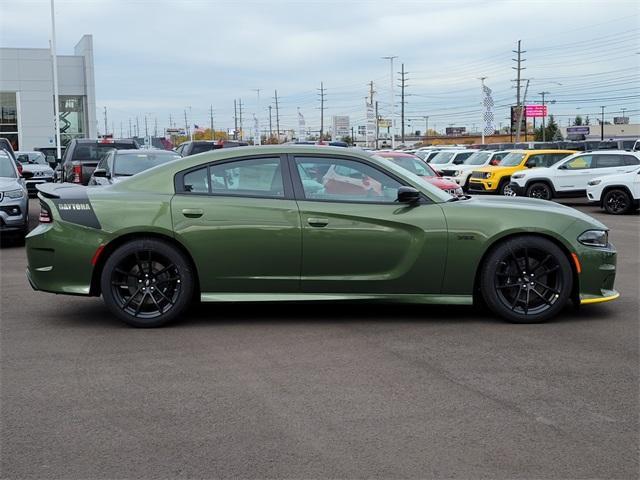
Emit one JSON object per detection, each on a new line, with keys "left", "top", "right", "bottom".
{"left": 101, "top": 238, "right": 194, "bottom": 327}
{"left": 480, "top": 236, "right": 572, "bottom": 323}
{"left": 526, "top": 182, "right": 552, "bottom": 200}
{"left": 603, "top": 189, "right": 632, "bottom": 215}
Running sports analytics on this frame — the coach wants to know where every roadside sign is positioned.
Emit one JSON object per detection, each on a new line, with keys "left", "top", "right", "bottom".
{"left": 567, "top": 126, "right": 590, "bottom": 135}
{"left": 524, "top": 105, "right": 548, "bottom": 118}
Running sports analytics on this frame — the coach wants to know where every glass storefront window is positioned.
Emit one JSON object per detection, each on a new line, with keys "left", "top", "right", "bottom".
{"left": 58, "top": 95, "right": 86, "bottom": 145}
{"left": 0, "top": 92, "right": 19, "bottom": 150}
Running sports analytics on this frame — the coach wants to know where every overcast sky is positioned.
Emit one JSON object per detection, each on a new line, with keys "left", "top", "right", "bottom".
{"left": 1, "top": 0, "right": 639, "bottom": 136}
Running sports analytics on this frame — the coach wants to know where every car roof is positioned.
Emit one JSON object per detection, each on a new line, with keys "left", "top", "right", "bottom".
{"left": 112, "top": 149, "right": 177, "bottom": 154}
{"left": 375, "top": 151, "right": 419, "bottom": 158}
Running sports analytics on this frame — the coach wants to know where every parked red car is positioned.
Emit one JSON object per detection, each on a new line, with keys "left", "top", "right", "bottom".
{"left": 375, "top": 151, "right": 464, "bottom": 196}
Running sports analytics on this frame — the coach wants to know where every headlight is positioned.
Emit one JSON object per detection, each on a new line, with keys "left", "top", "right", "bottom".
{"left": 454, "top": 187, "right": 464, "bottom": 196}
{"left": 3, "top": 189, "right": 24, "bottom": 199}
{"left": 454, "top": 170, "right": 463, "bottom": 177}
{"left": 578, "top": 230, "right": 608, "bottom": 247}
{"left": 483, "top": 172, "right": 493, "bottom": 179}
{"left": 588, "top": 179, "right": 602, "bottom": 186}
{"left": 512, "top": 173, "right": 525, "bottom": 180}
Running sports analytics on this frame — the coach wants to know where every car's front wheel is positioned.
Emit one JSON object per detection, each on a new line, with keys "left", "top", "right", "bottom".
{"left": 602, "top": 188, "right": 633, "bottom": 215}
{"left": 100, "top": 238, "right": 194, "bottom": 327}
{"left": 480, "top": 236, "right": 573, "bottom": 323}
{"left": 526, "top": 182, "right": 553, "bottom": 200}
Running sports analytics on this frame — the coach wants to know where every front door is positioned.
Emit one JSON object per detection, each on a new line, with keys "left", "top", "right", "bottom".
{"left": 171, "top": 155, "right": 301, "bottom": 293}
{"left": 290, "top": 155, "right": 447, "bottom": 294}
{"left": 555, "top": 154, "right": 595, "bottom": 192}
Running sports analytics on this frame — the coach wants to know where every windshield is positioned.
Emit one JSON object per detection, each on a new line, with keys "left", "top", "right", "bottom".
{"left": 464, "top": 151, "right": 491, "bottom": 166}
{"left": 386, "top": 156, "right": 436, "bottom": 177}
{"left": 429, "top": 152, "right": 457, "bottom": 164}
{"left": 114, "top": 152, "right": 181, "bottom": 176}
{"left": 16, "top": 152, "right": 47, "bottom": 165}
{"left": 0, "top": 154, "right": 17, "bottom": 178}
{"left": 499, "top": 152, "right": 526, "bottom": 166}
{"left": 371, "top": 155, "right": 451, "bottom": 203}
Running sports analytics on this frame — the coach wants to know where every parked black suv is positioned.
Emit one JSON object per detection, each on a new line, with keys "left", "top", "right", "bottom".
{"left": 175, "top": 140, "right": 248, "bottom": 157}
{"left": 59, "top": 138, "right": 139, "bottom": 185}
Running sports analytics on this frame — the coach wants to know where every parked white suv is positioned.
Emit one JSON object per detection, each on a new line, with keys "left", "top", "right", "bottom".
{"left": 429, "top": 149, "right": 478, "bottom": 172}
{"left": 508, "top": 150, "right": 640, "bottom": 200}
{"left": 587, "top": 166, "right": 640, "bottom": 214}
{"left": 440, "top": 150, "right": 510, "bottom": 190}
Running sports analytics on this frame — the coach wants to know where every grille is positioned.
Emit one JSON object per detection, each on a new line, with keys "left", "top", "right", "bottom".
{"left": 471, "top": 171, "right": 486, "bottom": 179}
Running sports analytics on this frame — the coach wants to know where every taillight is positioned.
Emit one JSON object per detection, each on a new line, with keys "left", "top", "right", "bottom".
{"left": 72, "top": 163, "right": 82, "bottom": 183}
{"left": 39, "top": 201, "right": 52, "bottom": 223}
{"left": 17, "top": 162, "right": 23, "bottom": 176}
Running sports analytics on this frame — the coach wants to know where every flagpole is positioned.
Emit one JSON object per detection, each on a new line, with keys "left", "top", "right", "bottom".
{"left": 50, "top": 0, "right": 62, "bottom": 161}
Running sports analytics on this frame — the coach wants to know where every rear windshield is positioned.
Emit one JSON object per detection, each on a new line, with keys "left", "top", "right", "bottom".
{"left": 17, "top": 152, "right": 47, "bottom": 165}
{"left": 191, "top": 144, "right": 217, "bottom": 155}
{"left": 72, "top": 143, "right": 137, "bottom": 162}
{"left": 0, "top": 155, "right": 17, "bottom": 178}
{"left": 114, "top": 152, "right": 181, "bottom": 176}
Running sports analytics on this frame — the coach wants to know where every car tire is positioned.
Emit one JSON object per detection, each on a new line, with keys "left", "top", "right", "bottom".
{"left": 100, "top": 238, "right": 194, "bottom": 327}
{"left": 480, "top": 236, "right": 573, "bottom": 323}
{"left": 526, "top": 182, "right": 553, "bottom": 200}
{"left": 602, "top": 188, "right": 633, "bottom": 215}
{"left": 497, "top": 179, "right": 512, "bottom": 196}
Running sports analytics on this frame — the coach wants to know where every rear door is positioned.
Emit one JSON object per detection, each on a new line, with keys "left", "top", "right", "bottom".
{"left": 290, "top": 154, "right": 447, "bottom": 294}
{"left": 171, "top": 154, "right": 301, "bottom": 294}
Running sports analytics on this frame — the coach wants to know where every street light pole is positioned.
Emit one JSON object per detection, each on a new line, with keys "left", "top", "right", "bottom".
{"left": 600, "top": 106, "right": 605, "bottom": 141}
{"left": 253, "top": 89, "right": 261, "bottom": 145}
{"left": 382, "top": 56, "right": 397, "bottom": 149}
{"left": 539, "top": 91, "right": 550, "bottom": 142}
{"left": 50, "top": 0, "right": 62, "bottom": 160}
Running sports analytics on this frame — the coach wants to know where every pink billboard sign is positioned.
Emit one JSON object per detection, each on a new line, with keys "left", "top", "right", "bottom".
{"left": 525, "top": 105, "right": 548, "bottom": 118}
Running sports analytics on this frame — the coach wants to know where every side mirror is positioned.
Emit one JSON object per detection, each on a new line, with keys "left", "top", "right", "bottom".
{"left": 397, "top": 186, "right": 420, "bottom": 204}
{"left": 525, "top": 160, "right": 536, "bottom": 168}
{"left": 92, "top": 168, "right": 108, "bottom": 178}
{"left": 558, "top": 164, "right": 567, "bottom": 170}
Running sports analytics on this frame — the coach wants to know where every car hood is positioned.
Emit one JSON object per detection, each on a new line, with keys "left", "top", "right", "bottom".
{"left": 0, "top": 177, "right": 22, "bottom": 190}
{"left": 424, "top": 176, "right": 459, "bottom": 189}
{"left": 454, "top": 195, "right": 607, "bottom": 230}
{"left": 22, "top": 164, "right": 54, "bottom": 174}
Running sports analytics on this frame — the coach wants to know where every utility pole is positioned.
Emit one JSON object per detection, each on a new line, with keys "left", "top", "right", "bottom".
{"left": 238, "top": 99, "right": 244, "bottom": 141}
{"left": 382, "top": 55, "right": 398, "bottom": 148}
{"left": 273, "top": 90, "right": 281, "bottom": 142}
{"left": 233, "top": 99, "right": 238, "bottom": 140}
{"left": 144, "top": 115, "right": 148, "bottom": 138}
{"left": 209, "top": 104, "right": 214, "bottom": 140}
{"left": 252, "top": 89, "right": 261, "bottom": 145}
{"left": 168, "top": 114, "right": 173, "bottom": 129}
{"left": 398, "top": 63, "right": 408, "bottom": 143}
{"left": 368, "top": 81, "right": 375, "bottom": 104}
{"left": 375, "top": 101, "right": 379, "bottom": 149}
{"left": 539, "top": 91, "right": 550, "bottom": 141}
{"left": 120, "top": 122, "right": 123, "bottom": 138}
{"left": 103, "top": 106, "right": 108, "bottom": 137}
{"left": 423, "top": 116, "right": 429, "bottom": 140}
{"left": 512, "top": 40, "right": 526, "bottom": 139}
{"left": 268, "top": 105, "right": 273, "bottom": 139}
{"left": 600, "top": 106, "right": 605, "bottom": 141}
{"left": 49, "top": 0, "right": 62, "bottom": 160}
{"left": 128, "top": 118, "right": 132, "bottom": 137}
{"left": 183, "top": 110, "right": 188, "bottom": 139}
{"left": 515, "top": 79, "right": 530, "bottom": 143}
{"left": 318, "top": 81, "right": 326, "bottom": 139}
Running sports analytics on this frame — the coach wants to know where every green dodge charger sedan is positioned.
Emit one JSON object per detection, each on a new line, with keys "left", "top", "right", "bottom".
{"left": 26, "top": 146, "right": 618, "bottom": 327}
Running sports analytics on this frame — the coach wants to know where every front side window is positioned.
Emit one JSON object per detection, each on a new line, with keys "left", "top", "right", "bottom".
{"left": 0, "top": 154, "right": 17, "bottom": 178}
{"left": 464, "top": 152, "right": 490, "bottom": 165}
{"left": 623, "top": 155, "right": 640, "bottom": 166}
{"left": 210, "top": 157, "right": 284, "bottom": 197}
{"left": 295, "top": 156, "right": 402, "bottom": 203}
{"left": 527, "top": 153, "right": 564, "bottom": 168}
{"left": 563, "top": 155, "right": 593, "bottom": 170}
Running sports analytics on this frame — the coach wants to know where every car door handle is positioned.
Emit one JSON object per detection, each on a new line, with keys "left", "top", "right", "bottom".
{"left": 182, "top": 208, "right": 204, "bottom": 218}
{"left": 307, "top": 217, "right": 329, "bottom": 227}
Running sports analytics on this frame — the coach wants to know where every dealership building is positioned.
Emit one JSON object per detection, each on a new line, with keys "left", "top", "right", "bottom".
{"left": 0, "top": 35, "right": 96, "bottom": 151}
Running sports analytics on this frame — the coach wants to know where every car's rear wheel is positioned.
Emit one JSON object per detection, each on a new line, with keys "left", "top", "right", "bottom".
{"left": 526, "top": 182, "right": 553, "bottom": 200}
{"left": 602, "top": 189, "right": 632, "bottom": 215}
{"left": 480, "top": 236, "right": 573, "bottom": 323}
{"left": 100, "top": 238, "right": 194, "bottom": 327}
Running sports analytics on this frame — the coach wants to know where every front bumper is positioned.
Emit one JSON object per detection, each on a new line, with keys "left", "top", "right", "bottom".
{"left": 468, "top": 180, "right": 496, "bottom": 193}
{"left": 0, "top": 200, "right": 28, "bottom": 233}
{"left": 507, "top": 182, "right": 526, "bottom": 196}
{"left": 575, "top": 241, "right": 618, "bottom": 306}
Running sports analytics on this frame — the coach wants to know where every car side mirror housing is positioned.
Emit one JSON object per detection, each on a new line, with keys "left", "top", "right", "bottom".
{"left": 525, "top": 160, "right": 536, "bottom": 168}
{"left": 557, "top": 164, "right": 567, "bottom": 170}
{"left": 397, "top": 186, "right": 420, "bottom": 204}
{"left": 93, "top": 168, "right": 108, "bottom": 178}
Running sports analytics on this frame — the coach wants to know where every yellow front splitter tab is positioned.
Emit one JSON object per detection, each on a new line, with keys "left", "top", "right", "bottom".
{"left": 580, "top": 291, "right": 620, "bottom": 305}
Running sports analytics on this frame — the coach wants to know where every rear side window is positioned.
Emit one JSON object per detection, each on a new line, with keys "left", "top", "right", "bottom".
{"left": 594, "top": 155, "right": 624, "bottom": 168}
{"left": 210, "top": 157, "right": 284, "bottom": 197}
{"left": 183, "top": 167, "right": 209, "bottom": 193}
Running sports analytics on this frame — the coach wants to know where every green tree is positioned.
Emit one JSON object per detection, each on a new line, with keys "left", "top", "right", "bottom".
{"left": 340, "top": 135, "right": 353, "bottom": 145}
{"left": 533, "top": 115, "right": 562, "bottom": 142}
{"left": 574, "top": 115, "right": 583, "bottom": 126}
{"left": 584, "top": 115, "right": 591, "bottom": 125}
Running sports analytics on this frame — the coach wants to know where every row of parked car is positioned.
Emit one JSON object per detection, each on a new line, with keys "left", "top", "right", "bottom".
{"left": 386, "top": 145, "right": 640, "bottom": 214}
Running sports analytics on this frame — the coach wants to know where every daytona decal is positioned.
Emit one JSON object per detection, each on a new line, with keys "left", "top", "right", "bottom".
{"left": 52, "top": 199, "right": 101, "bottom": 229}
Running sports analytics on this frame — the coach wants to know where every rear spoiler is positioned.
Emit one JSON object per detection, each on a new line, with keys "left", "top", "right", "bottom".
{"left": 37, "top": 182, "right": 88, "bottom": 200}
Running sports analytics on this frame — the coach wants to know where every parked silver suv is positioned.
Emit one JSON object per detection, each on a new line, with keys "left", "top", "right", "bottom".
{"left": 16, "top": 151, "right": 55, "bottom": 196}
{"left": 0, "top": 151, "right": 29, "bottom": 244}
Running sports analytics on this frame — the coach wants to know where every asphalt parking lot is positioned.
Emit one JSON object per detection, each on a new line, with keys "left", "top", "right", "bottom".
{"left": 1, "top": 198, "right": 638, "bottom": 479}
